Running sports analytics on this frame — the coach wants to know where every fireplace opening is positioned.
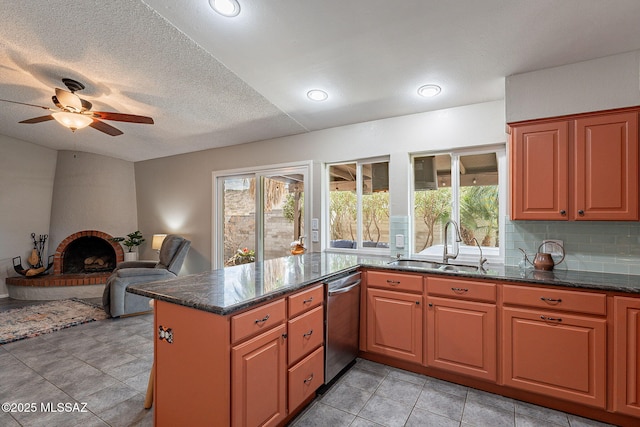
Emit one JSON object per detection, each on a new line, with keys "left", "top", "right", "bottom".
{"left": 63, "top": 236, "right": 117, "bottom": 274}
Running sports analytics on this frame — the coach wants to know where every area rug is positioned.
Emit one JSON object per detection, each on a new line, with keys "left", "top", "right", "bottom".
{"left": 0, "top": 299, "right": 108, "bottom": 345}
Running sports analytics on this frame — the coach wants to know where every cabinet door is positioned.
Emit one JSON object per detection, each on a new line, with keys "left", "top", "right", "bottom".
{"left": 574, "top": 112, "right": 638, "bottom": 220}
{"left": 232, "top": 324, "right": 287, "bottom": 427}
{"left": 613, "top": 297, "right": 640, "bottom": 417}
{"left": 366, "top": 288, "right": 423, "bottom": 364}
{"left": 427, "top": 297, "right": 496, "bottom": 381}
{"left": 502, "top": 307, "right": 606, "bottom": 408}
{"left": 511, "top": 121, "right": 569, "bottom": 220}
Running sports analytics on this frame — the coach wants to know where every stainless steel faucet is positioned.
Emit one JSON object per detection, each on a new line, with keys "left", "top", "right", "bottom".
{"left": 443, "top": 220, "right": 462, "bottom": 263}
{"left": 472, "top": 237, "right": 488, "bottom": 270}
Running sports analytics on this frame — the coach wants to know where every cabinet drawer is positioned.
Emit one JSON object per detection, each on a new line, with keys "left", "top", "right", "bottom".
{"left": 288, "top": 284, "right": 324, "bottom": 318}
{"left": 367, "top": 271, "right": 424, "bottom": 293}
{"left": 231, "top": 299, "right": 286, "bottom": 344}
{"left": 427, "top": 277, "right": 496, "bottom": 303}
{"left": 288, "top": 305, "right": 324, "bottom": 365}
{"left": 288, "top": 346, "right": 324, "bottom": 412}
{"left": 503, "top": 285, "right": 606, "bottom": 316}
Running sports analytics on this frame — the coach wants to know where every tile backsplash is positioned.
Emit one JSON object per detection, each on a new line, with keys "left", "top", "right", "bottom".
{"left": 505, "top": 217, "right": 640, "bottom": 275}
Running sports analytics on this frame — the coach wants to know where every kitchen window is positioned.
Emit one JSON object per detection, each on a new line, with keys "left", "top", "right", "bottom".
{"left": 412, "top": 147, "right": 505, "bottom": 264}
{"left": 327, "top": 158, "right": 390, "bottom": 252}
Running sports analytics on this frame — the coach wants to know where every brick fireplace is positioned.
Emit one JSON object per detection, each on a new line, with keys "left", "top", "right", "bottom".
{"left": 7, "top": 230, "right": 124, "bottom": 297}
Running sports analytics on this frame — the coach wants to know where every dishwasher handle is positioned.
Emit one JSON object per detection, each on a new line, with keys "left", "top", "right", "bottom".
{"left": 327, "top": 280, "right": 361, "bottom": 296}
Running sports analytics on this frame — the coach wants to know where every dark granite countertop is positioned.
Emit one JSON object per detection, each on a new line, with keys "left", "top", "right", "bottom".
{"left": 127, "top": 252, "right": 640, "bottom": 315}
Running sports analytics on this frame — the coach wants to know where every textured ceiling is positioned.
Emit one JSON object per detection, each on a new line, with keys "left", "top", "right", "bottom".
{"left": 1, "top": 0, "right": 640, "bottom": 162}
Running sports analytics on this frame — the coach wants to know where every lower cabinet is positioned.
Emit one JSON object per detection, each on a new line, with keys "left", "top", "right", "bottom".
{"left": 366, "top": 287, "right": 423, "bottom": 364}
{"left": 613, "top": 296, "right": 640, "bottom": 417}
{"left": 426, "top": 296, "right": 496, "bottom": 381}
{"left": 502, "top": 307, "right": 607, "bottom": 408}
{"left": 232, "top": 324, "right": 287, "bottom": 427}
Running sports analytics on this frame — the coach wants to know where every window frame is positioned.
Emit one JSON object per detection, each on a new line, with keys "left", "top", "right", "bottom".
{"left": 325, "top": 156, "right": 391, "bottom": 255}
{"left": 410, "top": 145, "right": 506, "bottom": 265}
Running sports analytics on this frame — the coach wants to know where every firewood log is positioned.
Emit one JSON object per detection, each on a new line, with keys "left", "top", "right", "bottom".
{"left": 84, "top": 256, "right": 97, "bottom": 265}
{"left": 26, "top": 266, "right": 46, "bottom": 276}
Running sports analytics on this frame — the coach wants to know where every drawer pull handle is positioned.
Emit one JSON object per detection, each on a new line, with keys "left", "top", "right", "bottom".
{"left": 451, "top": 287, "right": 468, "bottom": 293}
{"left": 303, "top": 374, "right": 314, "bottom": 384}
{"left": 303, "top": 297, "right": 314, "bottom": 304}
{"left": 386, "top": 280, "right": 401, "bottom": 285}
{"left": 255, "top": 314, "right": 270, "bottom": 324}
{"left": 540, "top": 297, "right": 562, "bottom": 304}
{"left": 540, "top": 315, "right": 562, "bottom": 322}
{"left": 303, "top": 329, "right": 314, "bottom": 338}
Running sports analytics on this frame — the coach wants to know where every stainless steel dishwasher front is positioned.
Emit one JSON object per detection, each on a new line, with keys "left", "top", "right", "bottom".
{"left": 324, "top": 271, "right": 361, "bottom": 384}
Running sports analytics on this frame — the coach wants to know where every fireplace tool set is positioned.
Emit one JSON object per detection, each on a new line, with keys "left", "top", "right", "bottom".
{"left": 13, "top": 233, "right": 54, "bottom": 277}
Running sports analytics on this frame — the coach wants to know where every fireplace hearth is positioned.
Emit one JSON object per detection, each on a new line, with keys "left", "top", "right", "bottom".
{"left": 6, "top": 230, "right": 125, "bottom": 300}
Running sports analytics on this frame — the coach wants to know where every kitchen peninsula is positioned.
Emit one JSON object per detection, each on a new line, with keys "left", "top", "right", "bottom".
{"left": 129, "top": 252, "right": 640, "bottom": 427}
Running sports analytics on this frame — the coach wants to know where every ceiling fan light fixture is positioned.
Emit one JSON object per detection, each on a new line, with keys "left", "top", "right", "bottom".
{"left": 417, "top": 84, "right": 441, "bottom": 98}
{"left": 209, "top": 0, "right": 240, "bottom": 17}
{"left": 52, "top": 112, "right": 93, "bottom": 131}
{"left": 307, "top": 89, "right": 328, "bottom": 102}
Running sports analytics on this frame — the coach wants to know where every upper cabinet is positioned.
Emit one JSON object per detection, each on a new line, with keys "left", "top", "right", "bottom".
{"left": 510, "top": 109, "right": 639, "bottom": 221}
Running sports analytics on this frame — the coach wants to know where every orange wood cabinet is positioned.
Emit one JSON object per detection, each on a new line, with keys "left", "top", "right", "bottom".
{"left": 365, "top": 271, "right": 424, "bottom": 364}
{"left": 613, "top": 296, "right": 640, "bottom": 417}
{"left": 232, "top": 324, "right": 287, "bottom": 427}
{"left": 511, "top": 120, "right": 569, "bottom": 220}
{"left": 154, "top": 283, "right": 324, "bottom": 427}
{"left": 154, "top": 300, "right": 231, "bottom": 427}
{"left": 426, "top": 277, "right": 497, "bottom": 381}
{"left": 501, "top": 295, "right": 607, "bottom": 408}
{"left": 510, "top": 110, "right": 639, "bottom": 221}
{"left": 286, "top": 285, "right": 324, "bottom": 413}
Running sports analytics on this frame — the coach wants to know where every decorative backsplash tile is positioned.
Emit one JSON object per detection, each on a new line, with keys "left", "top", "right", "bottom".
{"left": 505, "top": 217, "right": 640, "bottom": 275}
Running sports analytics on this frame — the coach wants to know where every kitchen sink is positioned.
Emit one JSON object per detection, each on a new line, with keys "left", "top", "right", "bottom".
{"left": 388, "top": 259, "right": 480, "bottom": 273}
{"left": 388, "top": 259, "right": 444, "bottom": 269}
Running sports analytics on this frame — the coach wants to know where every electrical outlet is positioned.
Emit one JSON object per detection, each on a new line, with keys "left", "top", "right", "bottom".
{"left": 395, "top": 234, "right": 405, "bottom": 248}
{"left": 542, "top": 239, "right": 564, "bottom": 256}
{"left": 311, "top": 231, "right": 319, "bottom": 242}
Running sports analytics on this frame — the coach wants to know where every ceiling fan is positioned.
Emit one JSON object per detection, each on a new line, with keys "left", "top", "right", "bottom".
{"left": 0, "top": 78, "right": 154, "bottom": 136}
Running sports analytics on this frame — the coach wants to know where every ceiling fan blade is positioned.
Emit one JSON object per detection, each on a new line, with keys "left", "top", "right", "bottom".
{"left": 19, "top": 115, "right": 54, "bottom": 124}
{"left": 0, "top": 98, "right": 52, "bottom": 111}
{"left": 80, "top": 98, "right": 92, "bottom": 111}
{"left": 89, "top": 119, "right": 123, "bottom": 136}
{"left": 55, "top": 88, "right": 82, "bottom": 112}
{"left": 91, "top": 111, "right": 154, "bottom": 124}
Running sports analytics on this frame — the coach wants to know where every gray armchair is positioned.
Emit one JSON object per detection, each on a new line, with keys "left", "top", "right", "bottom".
{"left": 103, "top": 234, "right": 191, "bottom": 317}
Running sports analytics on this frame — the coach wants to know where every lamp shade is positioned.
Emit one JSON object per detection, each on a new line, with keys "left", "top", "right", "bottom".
{"left": 51, "top": 111, "right": 93, "bottom": 131}
{"left": 152, "top": 234, "right": 167, "bottom": 250}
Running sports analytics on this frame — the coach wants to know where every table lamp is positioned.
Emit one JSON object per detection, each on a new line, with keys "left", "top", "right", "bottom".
{"left": 152, "top": 234, "right": 167, "bottom": 254}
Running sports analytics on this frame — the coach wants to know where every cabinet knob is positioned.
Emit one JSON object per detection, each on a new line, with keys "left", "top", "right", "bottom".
{"left": 578, "top": 209, "right": 585, "bottom": 216}
{"left": 560, "top": 210, "right": 566, "bottom": 215}
{"left": 428, "top": 303, "right": 433, "bottom": 307}
{"left": 415, "top": 301, "right": 420, "bottom": 305}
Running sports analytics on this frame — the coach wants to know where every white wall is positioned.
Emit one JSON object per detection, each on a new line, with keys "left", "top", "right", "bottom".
{"left": 0, "top": 136, "right": 57, "bottom": 296}
{"left": 506, "top": 50, "right": 640, "bottom": 122}
{"left": 48, "top": 151, "right": 138, "bottom": 254}
{"left": 134, "top": 100, "right": 506, "bottom": 273}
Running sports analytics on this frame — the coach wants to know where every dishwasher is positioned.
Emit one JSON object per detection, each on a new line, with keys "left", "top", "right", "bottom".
{"left": 324, "top": 271, "right": 361, "bottom": 384}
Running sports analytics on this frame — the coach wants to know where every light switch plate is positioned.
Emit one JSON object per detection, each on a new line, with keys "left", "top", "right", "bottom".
{"left": 395, "top": 234, "right": 405, "bottom": 248}
{"left": 311, "top": 218, "right": 319, "bottom": 230}
{"left": 542, "top": 239, "right": 564, "bottom": 257}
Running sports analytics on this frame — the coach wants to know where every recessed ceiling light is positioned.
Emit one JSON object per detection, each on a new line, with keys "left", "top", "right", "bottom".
{"left": 209, "top": 0, "right": 240, "bottom": 17}
{"left": 307, "top": 89, "right": 328, "bottom": 102}
{"left": 417, "top": 84, "right": 441, "bottom": 98}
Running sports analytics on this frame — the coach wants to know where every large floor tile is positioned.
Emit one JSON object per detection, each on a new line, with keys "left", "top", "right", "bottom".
{"left": 357, "top": 394, "right": 413, "bottom": 427}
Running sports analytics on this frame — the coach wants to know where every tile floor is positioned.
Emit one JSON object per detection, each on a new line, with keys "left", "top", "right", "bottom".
{"left": 291, "top": 359, "right": 616, "bottom": 427}
{"left": 0, "top": 299, "right": 618, "bottom": 427}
